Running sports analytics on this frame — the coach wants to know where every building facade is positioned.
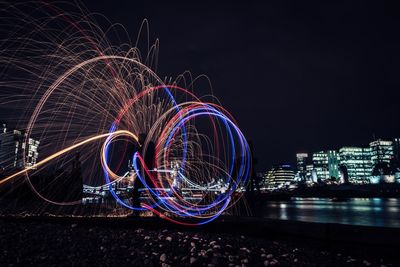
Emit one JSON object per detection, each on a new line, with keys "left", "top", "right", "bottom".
{"left": 263, "top": 165, "right": 294, "bottom": 189}
{"left": 0, "top": 127, "right": 39, "bottom": 173}
{"left": 296, "top": 153, "right": 308, "bottom": 181}
{"left": 338, "top": 147, "right": 372, "bottom": 183}
{"left": 312, "top": 151, "right": 329, "bottom": 181}
{"left": 369, "top": 139, "right": 394, "bottom": 165}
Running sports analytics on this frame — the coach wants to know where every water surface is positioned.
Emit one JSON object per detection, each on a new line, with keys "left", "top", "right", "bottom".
{"left": 262, "top": 198, "right": 400, "bottom": 228}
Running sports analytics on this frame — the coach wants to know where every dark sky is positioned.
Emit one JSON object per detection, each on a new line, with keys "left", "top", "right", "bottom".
{"left": 4, "top": 1, "right": 399, "bottom": 170}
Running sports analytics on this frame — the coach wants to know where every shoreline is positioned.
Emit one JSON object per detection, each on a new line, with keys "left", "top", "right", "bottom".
{"left": 1, "top": 215, "right": 398, "bottom": 266}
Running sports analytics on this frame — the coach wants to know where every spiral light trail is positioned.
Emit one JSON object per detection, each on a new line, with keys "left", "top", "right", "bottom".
{"left": 0, "top": 1, "right": 251, "bottom": 225}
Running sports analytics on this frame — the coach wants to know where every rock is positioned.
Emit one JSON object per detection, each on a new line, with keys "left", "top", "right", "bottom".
{"left": 71, "top": 224, "right": 77, "bottom": 228}
{"left": 266, "top": 254, "right": 273, "bottom": 259}
{"left": 228, "top": 255, "right": 235, "bottom": 262}
{"left": 270, "top": 260, "right": 278, "bottom": 266}
{"left": 166, "top": 236, "right": 172, "bottom": 242}
{"left": 209, "top": 240, "right": 217, "bottom": 246}
{"left": 161, "top": 263, "right": 170, "bottom": 267}
{"left": 160, "top": 253, "right": 167, "bottom": 262}
{"left": 144, "top": 236, "right": 151, "bottom": 240}
{"left": 363, "top": 260, "right": 371, "bottom": 266}
{"left": 294, "top": 258, "right": 298, "bottom": 263}
{"left": 190, "top": 242, "right": 196, "bottom": 247}
{"left": 190, "top": 257, "right": 197, "bottom": 264}
{"left": 241, "top": 258, "right": 249, "bottom": 264}
{"left": 240, "top": 247, "right": 250, "bottom": 253}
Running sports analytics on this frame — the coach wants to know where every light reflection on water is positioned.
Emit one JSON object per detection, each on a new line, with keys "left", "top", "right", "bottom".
{"left": 262, "top": 198, "right": 400, "bottom": 228}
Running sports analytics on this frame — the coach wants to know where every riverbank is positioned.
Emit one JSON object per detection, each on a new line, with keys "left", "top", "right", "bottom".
{"left": 0, "top": 216, "right": 398, "bottom": 266}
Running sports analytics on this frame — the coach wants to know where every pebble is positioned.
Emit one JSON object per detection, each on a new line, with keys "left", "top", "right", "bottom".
{"left": 160, "top": 253, "right": 167, "bottom": 262}
{"left": 0, "top": 221, "right": 394, "bottom": 267}
{"left": 363, "top": 260, "right": 371, "bottom": 266}
{"left": 190, "top": 257, "right": 197, "bottom": 264}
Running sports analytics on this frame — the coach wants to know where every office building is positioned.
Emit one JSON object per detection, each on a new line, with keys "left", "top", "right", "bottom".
{"left": 338, "top": 147, "right": 371, "bottom": 183}
{"left": 263, "top": 164, "right": 294, "bottom": 189}
{"left": 312, "top": 151, "right": 329, "bottom": 181}
{"left": 0, "top": 128, "right": 40, "bottom": 173}
{"left": 296, "top": 153, "right": 308, "bottom": 180}
{"left": 369, "top": 139, "right": 394, "bottom": 165}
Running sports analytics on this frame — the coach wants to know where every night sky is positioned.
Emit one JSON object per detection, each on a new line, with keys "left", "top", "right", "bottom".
{"left": 3, "top": 1, "right": 399, "bottom": 171}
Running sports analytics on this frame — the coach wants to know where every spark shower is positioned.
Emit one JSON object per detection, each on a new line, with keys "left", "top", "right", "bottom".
{"left": 0, "top": 2, "right": 251, "bottom": 225}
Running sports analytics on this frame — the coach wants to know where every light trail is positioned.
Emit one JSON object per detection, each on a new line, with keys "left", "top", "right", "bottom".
{"left": 0, "top": 2, "right": 252, "bottom": 224}
{"left": 0, "top": 130, "right": 138, "bottom": 185}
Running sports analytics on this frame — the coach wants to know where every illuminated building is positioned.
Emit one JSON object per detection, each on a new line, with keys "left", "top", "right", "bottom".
{"left": 305, "top": 164, "right": 314, "bottom": 181}
{"left": 312, "top": 150, "right": 340, "bottom": 181}
{"left": 327, "top": 150, "right": 339, "bottom": 180}
{"left": 368, "top": 139, "right": 395, "bottom": 184}
{"left": 264, "top": 164, "right": 294, "bottom": 189}
{"left": 296, "top": 153, "right": 308, "bottom": 180}
{"left": 0, "top": 128, "right": 40, "bottom": 172}
{"left": 338, "top": 147, "right": 371, "bottom": 183}
{"left": 369, "top": 139, "right": 394, "bottom": 165}
{"left": 312, "top": 151, "right": 329, "bottom": 181}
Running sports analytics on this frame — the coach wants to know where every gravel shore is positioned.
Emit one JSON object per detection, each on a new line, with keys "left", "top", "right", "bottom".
{"left": 0, "top": 219, "right": 396, "bottom": 266}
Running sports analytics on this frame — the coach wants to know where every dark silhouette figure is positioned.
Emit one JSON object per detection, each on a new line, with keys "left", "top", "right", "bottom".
{"left": 131, "top": 133, "right": 155, "bottom": 215}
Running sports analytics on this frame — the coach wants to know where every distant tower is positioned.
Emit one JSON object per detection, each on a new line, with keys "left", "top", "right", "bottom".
{"left": 296, "top": 153, "right": 308, "bottom": 181}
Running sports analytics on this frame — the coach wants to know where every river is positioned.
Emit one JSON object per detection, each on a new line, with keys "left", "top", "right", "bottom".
{"left": 261, "top": 198, "right": 400, "bottom": 228}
